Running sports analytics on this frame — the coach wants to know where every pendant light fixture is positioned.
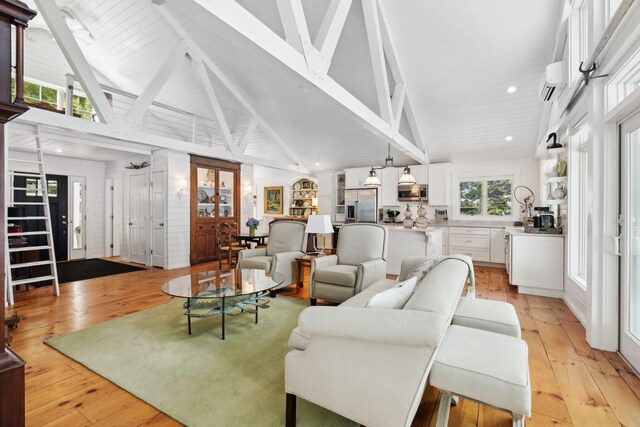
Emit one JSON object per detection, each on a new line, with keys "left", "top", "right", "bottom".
{"left": 364, "top": 143, "right": 417, "bottom": 187}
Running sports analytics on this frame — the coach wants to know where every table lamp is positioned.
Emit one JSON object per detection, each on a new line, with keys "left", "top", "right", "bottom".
{"left": 305, "top": 215, "right": 334, "bottom": 255}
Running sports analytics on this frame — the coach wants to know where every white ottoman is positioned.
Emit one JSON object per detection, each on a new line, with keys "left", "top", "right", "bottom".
{"left": 431, "top": 325, "right": 531, "bottom": 427}
{"left": 453, "top": 298, "right": 521, "bottom": 338}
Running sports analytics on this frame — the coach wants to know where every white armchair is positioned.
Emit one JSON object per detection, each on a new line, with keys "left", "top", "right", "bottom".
{"left": 309, "top": 223, "right": 388, "bottom": 305}
{"left": 237, "top": 221, "right": 307, "bottom": 290}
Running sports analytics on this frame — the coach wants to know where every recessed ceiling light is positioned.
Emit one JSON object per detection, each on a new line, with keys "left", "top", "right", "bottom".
{"left": 507, "top": 86, "right": 517, "bottom": 94}
{"left": 55, "top": 147, "right": 63, "bottom": 153}
{"left": 315, "top": 162, "right": 320, "bottom": 166}
{"left": 505, "top": 136, "right": 513, "bottom": 141}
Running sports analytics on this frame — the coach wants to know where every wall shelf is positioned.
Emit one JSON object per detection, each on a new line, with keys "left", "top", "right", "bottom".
{"left": 541, "top": 147, "right": 568, "bottom": 160}
{"left": 543, "top": 199, "right": 568, "bottom": 205}
{"left": 545, "top": 176, "right": 568, "bottom": 184}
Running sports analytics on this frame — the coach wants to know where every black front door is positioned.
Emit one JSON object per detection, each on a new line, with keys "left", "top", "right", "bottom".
{"left": 12, "top": 173, "right": 69, "bottom": 261}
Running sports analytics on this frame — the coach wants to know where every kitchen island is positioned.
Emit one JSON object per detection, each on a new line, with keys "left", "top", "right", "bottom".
{"left": 383, "top": 225, "right": 443, "bottom": 275}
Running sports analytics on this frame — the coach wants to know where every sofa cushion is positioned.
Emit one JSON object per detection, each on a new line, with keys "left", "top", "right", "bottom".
{"left": 405, "top": 256, "right": 438, "bottom": 283}
{"left": 337, "top": 279, "right": 395, "bottom": 308}
{"left": 366, "top": 277, "right": 417, "bottom": 309}
{"left": 314, "top": 264, "right": 358, "bottom": 287}
{"left": 238, "top": 256, "right": 272, "bottom": 271}
{"left": 453, "top": 298, "right": 521, "bottom": 338}
{"left": 404, "top": 257, "right": 470, "bottom": 317}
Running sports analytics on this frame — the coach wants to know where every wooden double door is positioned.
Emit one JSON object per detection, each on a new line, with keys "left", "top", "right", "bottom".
{"left": 190, "top": 156, "right": 240, "bottom": 264}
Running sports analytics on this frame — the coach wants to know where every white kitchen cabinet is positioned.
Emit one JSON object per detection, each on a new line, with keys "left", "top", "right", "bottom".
{"left": 490, "top": 228, "right": 506, "bottom": 263}
{"left": 410, "top": 164, "right": 428, "bottom": 185}
{"left": 428, "top": 163, "right": 451, "bottom": 206}
{"left": 511, "top": 233, "right": 564, "bottom": 298}
{"left": 448, "top": 227, "right": 491, "bottom": 262}
{"left": 345, "top": 167, "right": 371, "bottom": 188}
{"left": 381, "top": 167, "right": 400, "bottom": 205}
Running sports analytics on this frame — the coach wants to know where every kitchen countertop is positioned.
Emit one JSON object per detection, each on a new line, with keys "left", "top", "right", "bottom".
{"left": 505, "top": 227, "right": 565, "bottom": 237}
{"left": 334, "top": 221, "right": 516, "bottom": 229}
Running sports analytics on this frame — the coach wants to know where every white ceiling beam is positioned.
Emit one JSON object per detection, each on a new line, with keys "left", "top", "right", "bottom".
{"left": 191, "top": 58, "right": 237, "bottom": 155}
{"left": 14, "top": 108, "right": 307, "bottom": 173}
{"left": 125, "top": 44, "right": 187, "bottom": 124}
{"left": 376, "top": 1, "right": 426, "bottom": 152}
{"left": 276, "top": 0, "right": 310, "bottom": 54}
{"left": 152, "top": 3, "right": 309, "bottom": 168}
{"left": 237, "top": 117, "right": 258, "bottom": 154}
{"left": 391, "top": 83, "right": 406, "bottom": 131}
{"left": 34, "top": 0, "right": 115, "bottom": 124}
{"left": 314, "top": 0, "right": 352, "bottom": 67}
{"left": 185, "top": 0, "right": 426, "bottom": 163}
{"left": 362, "top": 0, "right": 393, "bottom": 124}
{"left": 402, "top": 95, "right": 425, "bottom": 152}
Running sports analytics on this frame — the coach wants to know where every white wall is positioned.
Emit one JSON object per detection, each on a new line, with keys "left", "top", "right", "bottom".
{"left": 162, "top": 150, "right": 190, "bottom": 269}
{"left": 240, "top": 164, "right": 255, "bottom": 233}
{"left": 8, "top": 152, "right": 106, "bottom": 259}
{"left": 253, "top": 165, "right": 317, "bottom": 232}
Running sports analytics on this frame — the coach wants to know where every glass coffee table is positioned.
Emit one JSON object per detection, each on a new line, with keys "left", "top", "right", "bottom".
{"left": 161, "top": 269, "right": 285, "bottom": 340}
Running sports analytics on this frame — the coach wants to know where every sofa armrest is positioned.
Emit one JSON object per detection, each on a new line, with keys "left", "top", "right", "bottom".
{"left": 297, "top": 307, "right": 446, "bottom": 348}
{"left": 272, "top": 251, "right": 305, "bottom": 274}
{"left": 238, "top": 247, "right": 267, "bottom": 260}
{"left": 357, "top": 258, "right": 387, "bottom": 292}
{"left": 399, "top": 256, "right": 430, "bottom": 281}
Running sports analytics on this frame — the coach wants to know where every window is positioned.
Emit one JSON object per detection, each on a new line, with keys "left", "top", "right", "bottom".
{"left": 568, "top": 0, "right": 590, "bottom": 83}
{"left": 25, "top": 178, "right": 57, "bottom": 197}
{"left": 606, "top": 47, "right": 640, "bottom": 112}
{"left": 66, "top": 94, "right": 94, "bottom": 120}
{"left": 569, "top": 119, "right": 589, "bottom": 287}
{"left": 458, "top": 177, "right": 512, "bottom": 218}
{"left": 607, "top": 0, "right": 623, "bottom": 23}
{"left": 11, "top": 77, "right": 59, "bottom": 108}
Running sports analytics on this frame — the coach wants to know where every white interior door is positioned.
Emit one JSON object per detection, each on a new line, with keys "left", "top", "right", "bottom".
{"left": 69, "top": 176, "right": 86, "bottom": 260}
{"left": 152, "top": 171, "right": 166, "bottom": 268}
{"left": 620, "top": 110, "right": 640, "bottom": 373}
{"left": 129, "top": 172, "right": 149, "bottom": 265}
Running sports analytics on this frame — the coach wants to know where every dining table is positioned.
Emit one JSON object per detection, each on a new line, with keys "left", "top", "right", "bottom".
{"left": 234, "top": 233, "right": 269, "bottom": 248}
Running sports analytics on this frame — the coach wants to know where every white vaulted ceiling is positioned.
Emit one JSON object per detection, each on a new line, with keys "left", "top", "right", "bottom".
{"left": 16, "top": 0, "right": 562, "bottom": 169}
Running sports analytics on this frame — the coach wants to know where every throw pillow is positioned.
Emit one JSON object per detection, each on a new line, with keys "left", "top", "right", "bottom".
{"left": 405, "top": 256, "right": 439, "bottom": 283}
{"left": 366, "top": 277, "right": 418, "bottom": 309}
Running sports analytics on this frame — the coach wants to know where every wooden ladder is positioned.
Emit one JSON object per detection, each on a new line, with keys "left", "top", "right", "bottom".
{"left": 5, "top": 128, "right": 59, "bottom": 305}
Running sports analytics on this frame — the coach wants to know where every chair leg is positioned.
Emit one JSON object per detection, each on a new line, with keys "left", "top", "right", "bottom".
{"left": 310, "top": 298, "right": 317, "bottom": 306}
{"left": 512, "top": 413, "right": 525, "bottom": 427}
{"left": 286, "top": 393, "right": 296, "bottom": 427}
{"left": 435, "top": 391, "right": 452, "bottom": 427}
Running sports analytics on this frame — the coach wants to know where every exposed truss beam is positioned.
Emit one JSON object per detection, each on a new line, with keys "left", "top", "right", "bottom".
{"left": 237, "top": 117, "right": 258, "bottom": 154}
{"left": 314, "top": 0, "right": 352, "bottom": 70}
{"left": 362, "top": 0, "right": 393, "bottom": 124}
{"left": 391, "top": 83, "right": 406, "bottom": 131}
{"left": 34, "top": 0, "right": 115, "bottom": 124}
{"left": 192, "top": 58, "right": 237, "bottom": 155}
{"left": 276, "top": 0, "right": 310, "bottom": 54}
{"left": 152, "top": 2, "right": 308, "bottom": 168}
{"left": 14, "top": 108, "right": 306, "bottom": 172}
{"left": 126, "top": 43, "right": 187, "bottom": 124}
{"left": 187, "top": 0, "right": 426, "bottom": 163}
{"left": 376, "top": 1, "right": 425, "bottom": 152}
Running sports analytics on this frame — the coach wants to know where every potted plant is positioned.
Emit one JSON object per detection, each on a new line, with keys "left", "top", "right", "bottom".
{"left": 246, "top": 218, "right": 261, "bottom": 236}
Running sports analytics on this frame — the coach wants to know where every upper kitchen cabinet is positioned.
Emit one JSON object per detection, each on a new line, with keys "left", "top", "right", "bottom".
{"left": 410, "top": 165, "right": 429, "bottom": 185}
{"left": 345, "top": 167, "right": 371, "bottom": 188}
{"left": 428, "top": 163, "right": 452, "bottom": 206}
{"left": 381, "top": 167, "right": 400, "bottom": 206}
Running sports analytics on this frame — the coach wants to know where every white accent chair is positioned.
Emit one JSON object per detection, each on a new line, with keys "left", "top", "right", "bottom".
{"left": 309, "top": 223, "right": 388, "bottom": 305}
{"left": 237, "top": 221, "right": 307, "bottom": 290}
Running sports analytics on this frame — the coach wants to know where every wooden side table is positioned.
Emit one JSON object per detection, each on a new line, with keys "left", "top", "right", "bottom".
{"left": 295, "top": 255, "right": 323, "bottom": 292}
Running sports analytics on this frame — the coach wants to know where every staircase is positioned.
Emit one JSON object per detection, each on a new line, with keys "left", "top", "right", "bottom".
{"left": 5, "top": 131, "right": 59, "bottom": 305}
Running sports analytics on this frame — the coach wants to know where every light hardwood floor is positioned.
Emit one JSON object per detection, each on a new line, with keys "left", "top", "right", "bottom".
{"left": 6, "top": 261, "right": 640, "bottom": 426}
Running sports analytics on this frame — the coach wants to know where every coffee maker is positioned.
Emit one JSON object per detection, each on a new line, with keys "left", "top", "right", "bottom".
{"left": 527, "top": 207, "right": 562, "bottom": 234}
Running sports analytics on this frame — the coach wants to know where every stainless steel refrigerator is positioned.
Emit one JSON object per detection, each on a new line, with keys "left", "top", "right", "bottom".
{"left": 345, "top": 188, "right": 378, "bottom": 223}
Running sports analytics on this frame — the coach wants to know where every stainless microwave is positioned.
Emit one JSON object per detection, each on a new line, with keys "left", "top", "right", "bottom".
{"left": 398, "top": 184, "right": 428, "bottom": 202}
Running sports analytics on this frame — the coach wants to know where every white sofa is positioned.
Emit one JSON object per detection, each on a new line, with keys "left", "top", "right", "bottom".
{"left": 285, "top": 255, "right": 472, "bottom": 427}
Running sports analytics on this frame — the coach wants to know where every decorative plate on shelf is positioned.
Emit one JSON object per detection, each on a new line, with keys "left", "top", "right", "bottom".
{"left": 294, "top": 183, "right": 302, "bottom": 190}
{"left": 294, "top": 191, "right": 302, "bottom": 199}
{"left": 303, "top": 192, "right": 309, "bottom": 198}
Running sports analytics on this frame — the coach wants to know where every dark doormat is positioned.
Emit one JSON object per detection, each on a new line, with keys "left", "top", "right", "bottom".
{"left": 56, "top": 259, "right": 146, "bottom": 284}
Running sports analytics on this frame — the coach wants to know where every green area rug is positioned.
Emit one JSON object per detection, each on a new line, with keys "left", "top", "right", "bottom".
{"left": 45, "top": 296, "right": 355, "bottom": 427}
